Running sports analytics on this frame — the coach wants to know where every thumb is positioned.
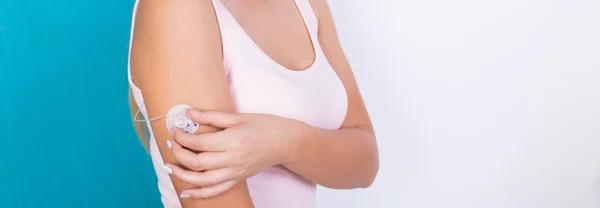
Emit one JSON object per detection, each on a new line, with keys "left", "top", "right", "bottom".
{"left": 186, "top": 109, "right": 242, "bottom": 129}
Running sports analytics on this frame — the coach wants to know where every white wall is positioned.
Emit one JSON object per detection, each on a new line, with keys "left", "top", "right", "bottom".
{"left": 317, "top": 1, "right": 600, "bottom": 208}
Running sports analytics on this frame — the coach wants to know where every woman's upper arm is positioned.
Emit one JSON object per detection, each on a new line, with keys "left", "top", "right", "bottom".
{"left": 314, "top": 0, "right": 374, "bottom": 133}
{"left": 130, "top": 0, "right": 253, "bottom": 207}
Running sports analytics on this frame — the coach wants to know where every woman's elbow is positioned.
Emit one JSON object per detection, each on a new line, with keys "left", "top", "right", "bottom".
{"left": 361, "top": 137, "right": 379, "bottom": 188}
{"left": 360, "top": 154, "right": 379, "bottom": 188}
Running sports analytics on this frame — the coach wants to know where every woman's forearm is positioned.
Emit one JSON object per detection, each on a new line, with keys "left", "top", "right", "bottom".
{"left": 284, "top": 126, "right": 379, "bottom": 189}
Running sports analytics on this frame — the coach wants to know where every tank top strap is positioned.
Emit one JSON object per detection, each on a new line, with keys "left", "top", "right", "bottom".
{"left": 293, "top": 0, "right": 319, "bottom": 38}
{"left": 203, "top": 0, "right": 233, "bottom": 73}
{"left": 127, "top": 0, "right": 140, "bottom": 88}
{"left": 208, "top": 0, "right": 226, "bottom": 20}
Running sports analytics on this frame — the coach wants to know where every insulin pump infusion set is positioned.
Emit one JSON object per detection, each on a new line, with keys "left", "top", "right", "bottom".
{"left": 133, "top": 104, "right": 199, "bottom": 134}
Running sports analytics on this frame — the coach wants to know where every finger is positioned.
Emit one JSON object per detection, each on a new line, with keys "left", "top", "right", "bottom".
{"left": 171, "top": 127, "right": 198, "bottom": 144}
{"left": 166, "top": 163, "right": 237, "bottom": 187}
{"left": 170, "top": 139, "right": 201, "bottom": 169}
{"left": 164, "top": 163, "right": 211, "bottom": 187}
{"left": 181, "top": 180, "right": 238, "bottom": 199}
{"left": 170, "top": 140, "right": 233, "bottom": 171}
{"left": 187, "top": 109, "right": 242, "bottom": 129}
{"left": 173, "top": 129, "right": 235, "bottom": 152}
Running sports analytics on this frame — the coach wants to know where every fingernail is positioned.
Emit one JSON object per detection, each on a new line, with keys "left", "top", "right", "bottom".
{"left": 162, "top": 165, "right": 172, "bottom": 174}
{"left": 185, "top": 108, "right": 195, "bottom": 115}
{"left": 167, "top": 140, "right": 172, "bottom": 149}
{"left": 188, "top": 109, "right": 202, "bottom": 117}
{"left": 180, "top": 194, "right": 191, "bottom": 199}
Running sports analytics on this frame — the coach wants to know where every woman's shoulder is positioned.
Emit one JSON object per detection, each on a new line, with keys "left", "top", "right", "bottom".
{"left": 307, "top": 0, "right": 324, "bottom": 20}
{"left": 134, "top": 0, "right": 220, "bottom": 26}
{"left": 307, "top": 0, "right": 337, "bottom": 26}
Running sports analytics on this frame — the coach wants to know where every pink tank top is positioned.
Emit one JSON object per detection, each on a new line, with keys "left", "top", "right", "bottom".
{"left": 127, "top": 0, "right": 348, "bottom": 207}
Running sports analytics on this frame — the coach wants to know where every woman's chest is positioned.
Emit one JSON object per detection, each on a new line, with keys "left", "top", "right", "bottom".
{"left": 226, "top": 66, "right": 348, "bottom": 130}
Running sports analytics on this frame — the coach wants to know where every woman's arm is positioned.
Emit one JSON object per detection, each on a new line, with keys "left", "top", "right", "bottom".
{"left": 130, "top": 0, "right": 253, "bottom": 207}
{"left": 283, "top": 0, "right": 379, "bottom": 189}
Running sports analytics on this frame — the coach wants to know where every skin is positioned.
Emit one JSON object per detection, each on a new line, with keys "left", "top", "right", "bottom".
{"left": 129, "top": 0, "right": 254, "bottom": 207}
{"left": 163, "top": 0, "right": 380, "bottom": 199}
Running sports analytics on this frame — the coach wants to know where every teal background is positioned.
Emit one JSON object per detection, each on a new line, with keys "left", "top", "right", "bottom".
{"left": 0, "top": 0, "right": 162, "bottom": 207}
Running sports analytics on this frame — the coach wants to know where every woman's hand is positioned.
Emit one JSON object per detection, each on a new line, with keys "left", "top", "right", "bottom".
{"left": 164, "top": 109, "right": 309, "bottom": 199}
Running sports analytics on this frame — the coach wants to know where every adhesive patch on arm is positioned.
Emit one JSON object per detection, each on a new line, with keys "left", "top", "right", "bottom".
{"left": 166, "top": 104, "right": 199, "bottom": 135}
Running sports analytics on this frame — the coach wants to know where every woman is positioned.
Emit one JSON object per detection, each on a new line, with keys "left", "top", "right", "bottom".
{"left": 128, "top": 0, "right": 379, "bottom": 207}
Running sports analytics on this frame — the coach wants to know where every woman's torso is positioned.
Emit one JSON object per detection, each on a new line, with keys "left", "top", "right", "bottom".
{"left": 128, "top": 0, "right": 348, "bottom": 207}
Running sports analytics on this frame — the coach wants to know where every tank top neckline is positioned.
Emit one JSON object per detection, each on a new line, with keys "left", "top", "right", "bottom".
{"left": 212, "top": 0, "right": 321, "bottom": 75}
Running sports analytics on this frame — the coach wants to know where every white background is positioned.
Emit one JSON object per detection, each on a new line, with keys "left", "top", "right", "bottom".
{"left": 317, "top": 1, "right": 600, "bottom": 208}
